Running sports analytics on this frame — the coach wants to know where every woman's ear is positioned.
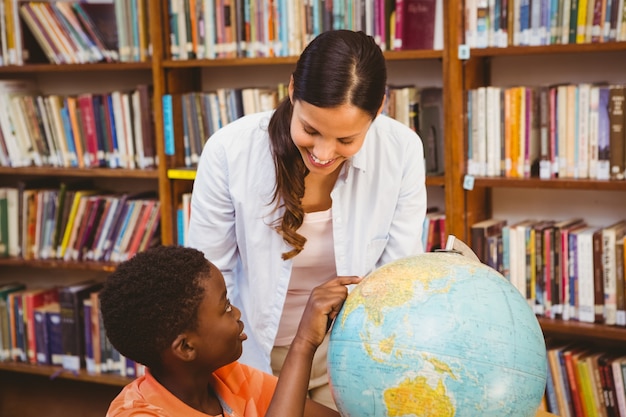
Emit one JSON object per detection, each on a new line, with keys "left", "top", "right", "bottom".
{"left": 288, "top": 74, "right": 295, "bottom": 104}
{"left": 377, "top": 95, "right": 386, "bottom": 116}
{"left": 171, "top": 334, "right": 196, "bottom": 361}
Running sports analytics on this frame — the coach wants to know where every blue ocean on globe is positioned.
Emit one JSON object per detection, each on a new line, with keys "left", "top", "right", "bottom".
{"left": 328, "top": 251, "right": 547, "bottom": 417}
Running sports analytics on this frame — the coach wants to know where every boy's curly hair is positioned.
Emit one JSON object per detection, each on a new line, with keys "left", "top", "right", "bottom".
{"left": 99, "top": 245, "right": 212, "bottom": 371}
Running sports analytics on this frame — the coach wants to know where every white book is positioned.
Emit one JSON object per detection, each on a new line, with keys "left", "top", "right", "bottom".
{"left": 46, "top": 95, "right": 75, "bottom": 168}
{"left": 602, "top": 220, "right": 626, "bottom": 325}
{"left": 587, "top": 85, "right": 600, "bottom": 179}
{"left": 131, "top": 90, "right": 146, "bottom": 169}
{"left": 486, "top": 86, "right": 501, "bottom": 177}
{"left": 573, "top": 225, "right": 598, "bottom": 323}
{"left": 577, "top": 83, "right": 591, "bottom": 179}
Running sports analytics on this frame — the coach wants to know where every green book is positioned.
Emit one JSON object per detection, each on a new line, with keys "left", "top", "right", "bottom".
{"left": 0, "top": 282, "right": 27, "bottom": 360}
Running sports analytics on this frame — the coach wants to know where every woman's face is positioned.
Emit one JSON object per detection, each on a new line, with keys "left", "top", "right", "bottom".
{"left": 289, "top": 99, "right": 375, "bottom": 175}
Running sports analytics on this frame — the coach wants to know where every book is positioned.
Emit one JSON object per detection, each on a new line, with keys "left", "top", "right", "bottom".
{"left": 418, "top": 87, "right": 445, "bottom": 175}
{"left": 470, "top": 218, "right": 507, "bottom": 265}
{"left": 22, "top": 287, "right": 58, "bottom": 364}
{"left": 59, "top": 280, "right": 103, "bottom": 372}
{"left": 34, "top": 302, "right": 62, "bottom": 366}
{"left": 547, "top": 346, "right": 572, "bottom": 417}
{"left": 608, "top": 85, "right": 625, "bottom": 180}
{"left": 0, "top": 282, "right": 26, "bottom": 361}
{"left": 602, "top": 220, "right": 626, "bottom": 326}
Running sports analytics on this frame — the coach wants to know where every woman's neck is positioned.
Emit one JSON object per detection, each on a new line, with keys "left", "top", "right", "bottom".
{"left": 302, "top": 165, "right": 343, "bottom": 213}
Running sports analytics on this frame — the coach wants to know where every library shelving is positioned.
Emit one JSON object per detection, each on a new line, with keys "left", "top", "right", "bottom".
{"left": 7, "top": 0, "right": 623, "bottom": 415}
{"left": 458, "top": 1, "right": 626, "bottom": 414}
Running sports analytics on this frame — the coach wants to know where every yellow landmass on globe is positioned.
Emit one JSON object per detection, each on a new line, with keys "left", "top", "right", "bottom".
{"left": 383, "top": 376, "right": 455, "bottom": 417}
{"left": 340, "top": 256, "right": 455, "bottom": 329}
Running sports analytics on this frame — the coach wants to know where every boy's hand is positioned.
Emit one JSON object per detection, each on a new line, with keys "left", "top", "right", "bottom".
{"left": 294, "top": 276, "right": 362, "bottom": 351}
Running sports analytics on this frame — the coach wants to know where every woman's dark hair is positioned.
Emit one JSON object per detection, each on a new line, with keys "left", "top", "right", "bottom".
{"left": 268, "top": 30, "right": 387, "bottom": 260}
{"left": 99, "top": 245, "right": 212, "bottom": 371}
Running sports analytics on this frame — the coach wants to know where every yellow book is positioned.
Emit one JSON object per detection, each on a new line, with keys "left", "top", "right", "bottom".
{"left": 575, "top": 351, "right": 599, "bottom": 417}
{"left": 576, "top": 0, "right": 589, "bottom": 44}
{"left": 57, "top": 190, "right": 96, "bottom": 259}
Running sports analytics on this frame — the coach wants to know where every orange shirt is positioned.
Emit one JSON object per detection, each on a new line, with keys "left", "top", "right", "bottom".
{"left": 106, "top": 362, "right": 278, "bottom": 417}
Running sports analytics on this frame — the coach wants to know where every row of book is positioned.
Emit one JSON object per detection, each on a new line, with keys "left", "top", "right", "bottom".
{"left": 471, "top": 217, "right": 626, "bottom": 326}
{"left": 163, "top": 85, "right": 445, "bottom": 177}
{"left": 163, "top": 86, "right": 285, "bottom": 167}
{"left": 2, "top": 0, "right": 149, "bottom": 66}
{"left": 0, "top": 185, "right": 161, "bottom": 263}
{"left": 167, "top": 0, "right": 443, "bottom": 60}
{"left": 387, "top": 86, "right": 445, "bottom": 176}
{"left": 544, "top": 343, "right": 626, "bottom": 417}
{"left": 466, "top": 83, "right": 626, "bottom": 181}
{"left": 0, "top": 280, "right": 144, "bottom": 377}
{"left": 422, "top": 208, "right": 446, "bottom": 252}
{"left": 0, "top": 79, "right": 156, "bottom": 170}
{"left": 465, "top": 0, "right": 626, "bottom": 48}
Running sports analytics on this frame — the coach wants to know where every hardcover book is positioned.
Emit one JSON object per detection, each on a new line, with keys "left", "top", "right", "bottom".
{"left": 59, "top": 280, "right": 103, "bottom": 372}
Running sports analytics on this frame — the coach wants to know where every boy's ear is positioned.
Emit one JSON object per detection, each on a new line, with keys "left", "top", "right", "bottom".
{"left": 171, "top": 334, "right": 196, "bottom": 361}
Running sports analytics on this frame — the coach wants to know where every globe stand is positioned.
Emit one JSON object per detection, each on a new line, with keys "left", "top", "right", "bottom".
{"left": 435, "top": 234, "right": 481, "bottom": 264}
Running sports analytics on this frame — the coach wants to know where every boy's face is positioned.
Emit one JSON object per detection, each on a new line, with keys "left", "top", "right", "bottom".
{"left": 187, "top": 265, "right": 247, "bottom": 370}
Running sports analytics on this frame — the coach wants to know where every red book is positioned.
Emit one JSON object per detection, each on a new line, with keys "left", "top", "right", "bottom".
{"left": 23, "top": 287, "right": 59, "bottom": 364}
{"left": 563, "top": 346, "right": 588, "bottom": 417}
{"left": 77, "top": 93, "right": 99, "bottom": 168}
{"left": 399, "top": 0, "right": 437, "bottom": 50}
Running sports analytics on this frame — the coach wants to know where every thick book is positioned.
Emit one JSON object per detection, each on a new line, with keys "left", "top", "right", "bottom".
{"left": 418, "top": 87, "right": 444, "bottom": 175}
{"left": 22, "top": 287, "right": 58, "bottom": 364}
{"left": 602, "top": 220, "right": 626, "bottom": 326}
{"left": 470, "top": 218, "right": 507, "bottom": 265}
{"left": 59, "top": 280, "right": 103, "bottom": 372}
{"left": 0, "top": 282, "right": 26, "bottom": 360}
{"left": 34, "top": 301, "right": 62, "bottom": 366}
{"left": 608, "top": 85, "right": 625, "bottom": 180}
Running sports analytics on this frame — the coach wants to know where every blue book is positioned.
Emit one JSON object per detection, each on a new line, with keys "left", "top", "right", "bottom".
{"left": 60, "top": 106, "right": 78, "bottom": 167}
{"left": 46, "top": 304, "right": 63, "bottom": 366}
{"left": 162, "top": 94, "right": 175, "bottom": 156}
{"left": 177, "top": 207, "right": 185, "bottom": 246}
{"left": 83, "top": 300, "right": 95, "bottom": 373}
{"left": 544, "top": 353, "right": 559, "bottom": 414}
{"left": 34, "top": 302, "right": 61, "bottom": 365}
{"left": 105, "top": 94, "right": 120, "bottom": 168}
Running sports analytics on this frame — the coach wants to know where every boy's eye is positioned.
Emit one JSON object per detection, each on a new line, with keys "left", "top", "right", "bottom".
{"left": 225, "top": 299, "right": 232, "bottom": 313}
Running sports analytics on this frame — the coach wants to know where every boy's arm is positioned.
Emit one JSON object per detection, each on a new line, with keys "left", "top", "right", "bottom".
{"left": 265, "top": 276, "right": 362, "bottom": 417}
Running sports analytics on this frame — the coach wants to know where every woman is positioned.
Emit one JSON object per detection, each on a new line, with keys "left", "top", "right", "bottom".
{"left": 187, "top": 29, "right": 427, "bottom": 409}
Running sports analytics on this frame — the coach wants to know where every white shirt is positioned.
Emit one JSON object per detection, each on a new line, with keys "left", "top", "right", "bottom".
{"left": 188, "top": 110, "right": 427, "bottom": 373}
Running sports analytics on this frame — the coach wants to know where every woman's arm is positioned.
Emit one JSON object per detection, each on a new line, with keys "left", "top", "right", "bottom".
{"left": 187, "top": 139, "right": 239, "bottom": 288}
{"left": 265, "top": 276, "right": 362, "bottom": 417}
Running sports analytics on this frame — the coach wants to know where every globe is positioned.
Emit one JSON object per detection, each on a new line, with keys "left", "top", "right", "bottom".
{"left": 327, "top": 251, "right": 547, "bottom": 417}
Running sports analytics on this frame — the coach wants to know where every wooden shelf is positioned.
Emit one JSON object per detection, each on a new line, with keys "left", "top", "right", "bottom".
{"left": 469, "top": 41, "right": 626, "bottom": 57}
{"left": 471, "top": 177, "right": 626, "bottom": 191}
{"left": 0, "top": 257, "right": 118, "bottom": 272}
{"left": 426, "top": 175, "right": 445, "bottom": 186}
{"left": 0, "top": 62, "right": 152, "bottom": 74}
{"left": 0, "top": 166, "right": 159, "bottom": 179}
{"left": 538, "top": 317, "right": 626, "bottom": 343}
{"left": 0, "top": 362, "right": 131, "bottom": 387}
{"left": 162, "top": 49, "right": 443, "bottom": 69}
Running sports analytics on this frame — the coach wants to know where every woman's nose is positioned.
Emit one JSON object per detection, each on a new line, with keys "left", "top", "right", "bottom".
{"left": 312, "top": 138, "right": 336, "bottom": 161}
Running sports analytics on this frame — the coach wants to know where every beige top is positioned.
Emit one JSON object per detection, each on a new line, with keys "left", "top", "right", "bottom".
{"left": 274, "top": 209, "right": 336, "bottom": 346}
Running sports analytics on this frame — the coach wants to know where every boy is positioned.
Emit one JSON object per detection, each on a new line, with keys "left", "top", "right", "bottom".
{"left": 100, "top": 245, "right": 359, "bottom": 417}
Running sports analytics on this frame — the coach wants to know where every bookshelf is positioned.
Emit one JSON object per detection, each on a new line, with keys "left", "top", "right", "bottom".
{"left": 3, "top": 0, "right": 623, "bottom": 415}
{"left": 458, "top": 1, "right": 626, "bottom": 415}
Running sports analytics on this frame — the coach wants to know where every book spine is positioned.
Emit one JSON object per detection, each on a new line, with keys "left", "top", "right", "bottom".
{"left": 162, "top": 94, "right": 175, "bottom": 156}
